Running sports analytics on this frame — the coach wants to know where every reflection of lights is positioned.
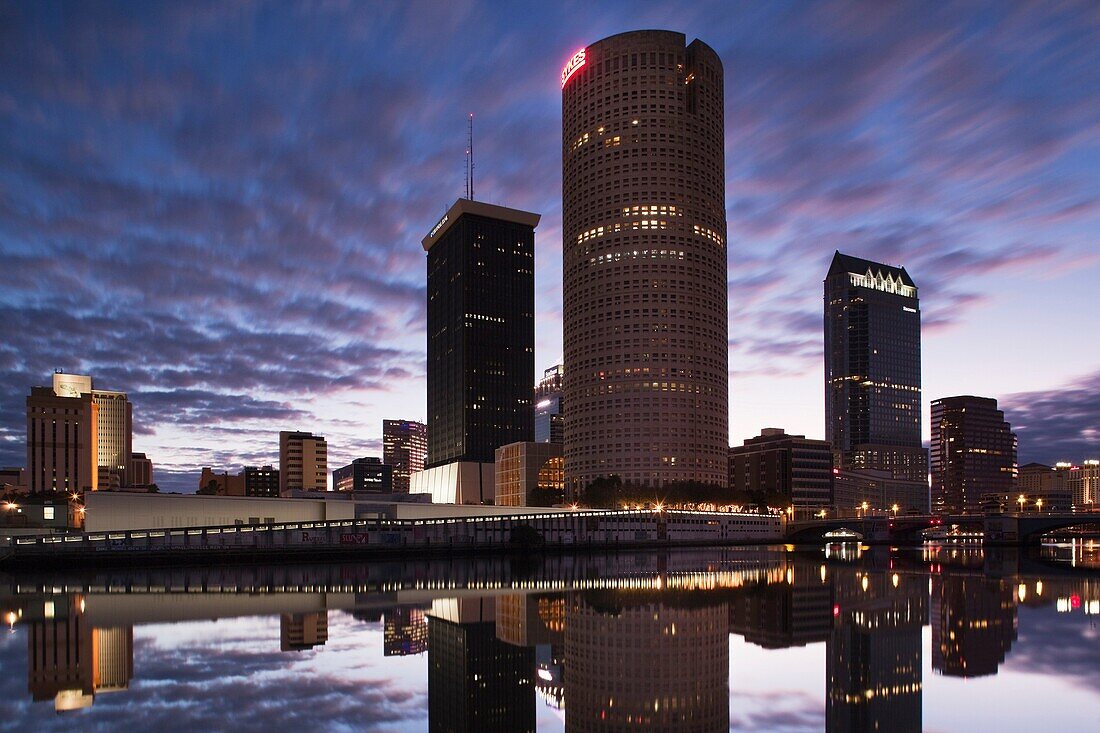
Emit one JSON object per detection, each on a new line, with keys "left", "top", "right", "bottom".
{"left": 820, "top": 564, "right": 827, "bottom": 583}
{"left": 4, "top": 610, "right": 16, "bottom": 631}
{"left": 1017, "top": 583, "right": 1027, "bottom": 603}
{"left": 786, "top": 567, "right": 794, "bottom": 585}
{"left": 892, "top": 573, "right": 900, "bottom": 588}
{"left": 861, "top": 575, "right": 869, "bottom": 592}
{"left": 1036, "top": 580, "right": 1043, "bottom": 597}
{"left": 537, "top": 668, "right": 554, "bottom": 682}
{"left": 833, "top": 604, "right": 841, "bottom": 617}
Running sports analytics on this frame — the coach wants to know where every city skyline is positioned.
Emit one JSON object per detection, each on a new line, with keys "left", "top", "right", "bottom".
{"left": 2, "top": 2, "right": 1099, "bottom": 491}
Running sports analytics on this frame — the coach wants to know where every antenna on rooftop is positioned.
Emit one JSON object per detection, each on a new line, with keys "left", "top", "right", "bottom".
{"left": 465, "top": 113, "right": 474, "bottom": 200}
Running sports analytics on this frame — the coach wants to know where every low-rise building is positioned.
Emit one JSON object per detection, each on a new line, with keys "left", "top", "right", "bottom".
{"left": 495, "top": 442, "right": 564, "bottom": 507}
{"left": 198, "top": 467, "right": 245, "bottom": 496}
{"left": 244, "top": 465, "right": 280, "bottom": 497}
{"left": 1016, "top": 462, "right": 1072, "bottom": 511}
{"left": 333, "top": 457, "right": 393, "bottom": 494}
{"left": 409, "top": 461, "right": 495, "bottom": 505}
{"left": 833, "top": 468, "right": 929, "bottom": 515}
{"left": 0, "top": 466, "right": 27, "bottom": 494}
{"left": 729, "top": 429, "right": 833, "bottom": 509}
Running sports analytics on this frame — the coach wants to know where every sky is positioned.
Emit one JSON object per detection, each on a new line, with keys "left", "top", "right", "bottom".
{"left": 1, "top": 0, "right": 1099, "bottom": 492}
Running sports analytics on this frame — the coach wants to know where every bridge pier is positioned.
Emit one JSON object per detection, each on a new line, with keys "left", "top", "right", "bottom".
{"left": 983, "top": 515, "right": 1020, "bottom": 545}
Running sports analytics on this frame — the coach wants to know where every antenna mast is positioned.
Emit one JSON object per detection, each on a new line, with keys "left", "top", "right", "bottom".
{"left": 465, "top": 113, "right": 474, "bottom": 200}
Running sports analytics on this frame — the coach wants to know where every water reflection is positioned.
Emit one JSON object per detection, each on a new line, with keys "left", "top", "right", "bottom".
{"left": 2, "top": 545, "right": 1100, "bottom": 730}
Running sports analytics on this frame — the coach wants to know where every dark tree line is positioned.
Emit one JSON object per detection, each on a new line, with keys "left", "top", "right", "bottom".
{"left": 581, "top": 475, "right": 786, "bottom": 512}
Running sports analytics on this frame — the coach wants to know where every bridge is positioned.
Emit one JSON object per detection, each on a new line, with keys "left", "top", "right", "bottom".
{"left": 785, "top": 512, "right": 1100, "bottom": 545}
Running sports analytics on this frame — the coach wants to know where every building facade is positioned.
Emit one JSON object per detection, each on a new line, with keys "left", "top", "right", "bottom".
{"left": 1016, "top": 462, "right": 1072, "bottom": 511}
{"left": 409, "top": 462, "right": 496, "bottom": 505}
{"left": 50, "top": 374, "right": 133, "bottom": 487}
{"left": 383, "top": 419, "right": 427, "bottom": 493}
{"left": 333, "top": 457, "right": 393, "bottom": 494}
{"left": 26, "top": 386, "right": 98, "bottom": 493}
{"left": 832, "top": 468, "right": 930, "bottom": 515}
{"left": 562, "top": 30, "right": 729, "bottom": 493}
{"left": 279, "top": 431, "right": 328, "bottom": 494}
{"left": 1070, "top": 460, "right": 1100, "bottom": 509}
{"left": 423, "top": 199, "right": 539, "bottom": 469}
{"left": 825, "top": 252, "right": 926, "bottom": 482}
{"left": 494, "top": 441, "right": 565, "bottom": 507}
{"left": 90, "top": 389, "right": 132, "bottom": 487}
{"left": 930, "top": 396, "right": 1017, "bottom": 515}
{"left": 198, "top": 467, "right": 245, "bottom": 496}
{"left": 534, "top": 365, "right": 564, "bottom": 444}
{"left": 1, "top": 466, "right": 27, "bottom": 494}
{"left": 129, "top": 453, "right": 153, "bottom": 488}
{"left": 728, "top": 428, "right": 833, "bottom": 509}
{"left": 244, "top": 465, "right": 280, "bottom": 497}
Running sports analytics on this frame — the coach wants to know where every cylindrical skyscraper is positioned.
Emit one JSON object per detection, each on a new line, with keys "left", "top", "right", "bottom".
{"left": 561, "top": 30, "right": 728, "bottom": 493}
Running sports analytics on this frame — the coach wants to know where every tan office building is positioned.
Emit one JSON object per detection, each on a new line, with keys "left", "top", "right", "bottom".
{"left": 50, "top": 374, "right": 133, "bottom": 486}
{"left": 279, "top": 431, "right": 328, "bottom": 493}
{"left": 90, "top": 389, "right": 132, "bottom": 486}
{"left": 495, "top": 441, "right": 564, "bottom": 507}
{"left": 561, "top": 30, "right": 729, "bottom": 493}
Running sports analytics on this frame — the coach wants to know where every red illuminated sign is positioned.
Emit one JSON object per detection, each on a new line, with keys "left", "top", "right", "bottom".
{"left": 561, "top": 48, "right": 586, "bottom": 88}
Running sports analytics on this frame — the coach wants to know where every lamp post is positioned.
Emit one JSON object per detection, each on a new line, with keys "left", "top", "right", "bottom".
{"left": 860, "top": 501, "right": 869, "bottom": 518}
{"left": 1036, "top": 498, "right": 1043, "bottom": 513}
{"left": 891, "top": 503, "right": 899, "bottom": 517}
{"left": 1017, "top": 494, "right": 1026, "bottom": 514}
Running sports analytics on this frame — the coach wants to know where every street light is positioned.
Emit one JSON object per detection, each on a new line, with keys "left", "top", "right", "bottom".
{"left": 891, "top": 503, "right": 899, "bottom": 517}
{"left": 1017, "top": 494, "right": 1026, "bottom": 513}
{"left": 1036, "top": 498, "right": 1043, "bottom": 513}
{"left": 860, "top": 501, "right": 869, "bottom": 518}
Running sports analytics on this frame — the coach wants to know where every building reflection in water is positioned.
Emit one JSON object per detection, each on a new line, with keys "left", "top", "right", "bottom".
{"left": 427, "top": 597, "right": 535, "bottom": 733}
{"left": 932, "top": 575, "right": 1017, "bottom": 677}
{"left": 564, "top": 592, "right": 729, "bottom": 732}
{"left": 495, "top": 593, "right": 566, "bottom": 709}
{"left": 280, "top": 611, "right": 328, "bottom": 652}
{"left": 384, "top": 605, "right": 429, "bottom": 656}
{"left": 26, "top": 595, "right": 133, "bottom": 712}
{"left": 728, "top": 560, "right": 833, "bottom": 649}
{"left": 826, "top": 565, "right": 926, "bottom": 733}
{"left": 8, "top": 548, "right": 1100, "bottom": 725}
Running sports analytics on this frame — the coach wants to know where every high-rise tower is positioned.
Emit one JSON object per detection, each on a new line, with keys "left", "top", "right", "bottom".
{"left": 824, "top": 252, "right": 926, "bottom": 482}
{"left": 382, "top": 419, "right": 427, "bottom": 493}
{"left": 930, "top": 396, "right": 1017, "bottom": 514}
{"left": 561, "top": 31, "right": 729, "bottom": 493}
{"left": 423, "top": 199, "right": 539, "bottom": 468}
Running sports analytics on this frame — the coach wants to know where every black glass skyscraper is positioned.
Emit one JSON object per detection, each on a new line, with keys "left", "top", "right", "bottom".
{"left": 824, "top": 251, "right": 927, "bottom": 482}
{"left": 423, "top": 199, "right": 540, "bottom": 468}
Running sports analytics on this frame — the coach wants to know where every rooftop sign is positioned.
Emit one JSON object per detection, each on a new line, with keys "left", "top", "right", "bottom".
{"left": 561, "top": 48, "right": 586, "bottom": 89}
